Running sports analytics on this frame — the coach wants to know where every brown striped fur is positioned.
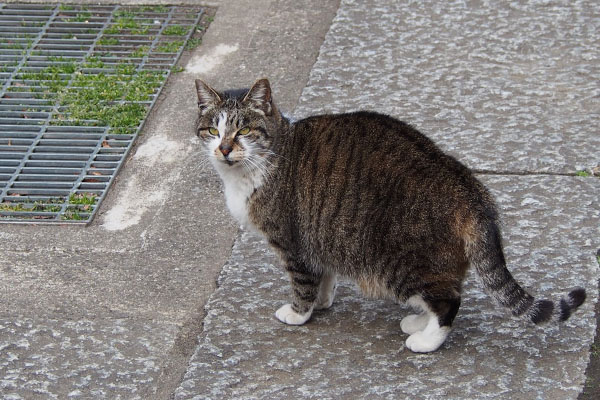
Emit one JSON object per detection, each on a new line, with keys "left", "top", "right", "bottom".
{"left": 195, "top": 78, "right": 586, "bottom": 351}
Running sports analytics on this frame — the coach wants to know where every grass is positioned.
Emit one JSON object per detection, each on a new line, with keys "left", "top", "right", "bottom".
{"left": 185, "top": 38, "right": 202, "bottom": 50}
{"left": 156, "top": 41, "right": 184, "bottom": 53}
{"left": 69, "top": 193, "right": 97, "bottom": 205}
{"left": 163, "top": 25, "right": 189, "bottom": 36}
{"left": 6, "top": 6, "right": 203, "bottom": 135}
{"left": 57, "top": 67, "right": 164, "bottom": 133}
{"left": 61, "top": 193, "right": 98, "bottom": 220}
{"left": 70, "top": 12, "right": 91, "bottom": 22}
{"left": 0, "top": 201, "right": 62, "bottom": 213}
{"left": 105, "top": 14, "right": 150, "bottom": 35}
{"left": 134, "top": 5, "right": 169, "bottom": 13}
{"left": 97, "top": 37, "right": 120, "bottom": 46}
{"left": 19, "top": 62, "right": 77, "bottom": 98}
{"left": 131, "top": 46, "right": 150, "bottom": 58}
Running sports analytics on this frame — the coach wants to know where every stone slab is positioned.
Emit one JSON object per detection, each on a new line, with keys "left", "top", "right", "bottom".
{"left": 174, "top": 175, "right": 599, "bottom": 399}
{"left": 0, "top": 317, "right": 177, "bottom": 400}
{"left": 294, "top": 0, "right": 600, "bottom": 173}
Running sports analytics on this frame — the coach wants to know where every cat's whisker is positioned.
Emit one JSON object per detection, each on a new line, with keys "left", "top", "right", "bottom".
{"left": 245, "top": 155, "right": 272, "bottom": 182}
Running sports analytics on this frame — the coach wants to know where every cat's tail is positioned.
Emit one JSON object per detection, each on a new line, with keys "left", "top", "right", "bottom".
{"left": 466, "top": 216, "right": 586, "bottom": 324}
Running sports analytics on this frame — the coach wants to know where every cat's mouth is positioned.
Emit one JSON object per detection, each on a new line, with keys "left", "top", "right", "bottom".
{"left": 216, "top": 156, "right": 237, "bottom": 167}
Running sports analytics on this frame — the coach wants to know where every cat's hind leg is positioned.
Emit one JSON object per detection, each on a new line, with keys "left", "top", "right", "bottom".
{"left": 403, "top": 293, "right": 461, "bottom": 353}
{"left": 275, "top": 260, "right": 321, "bottom": 325}
{"left": 314, "top": 271, "right": 337, "bottom": 310}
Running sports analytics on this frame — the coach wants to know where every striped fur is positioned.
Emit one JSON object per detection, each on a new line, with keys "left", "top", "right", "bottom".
{"left": 195, "top": 78, "right": 586, "bottom": 352}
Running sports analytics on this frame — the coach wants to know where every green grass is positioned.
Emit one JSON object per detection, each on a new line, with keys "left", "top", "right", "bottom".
{"left": 155, "top": 41, "right": 184, "bottom": 53}
{"left": 58, "top": 67, "right": 164, "bottom": 133}
{"left": 69, "top": 193, "right": 97, "bottom": 205}
{"left": 163, "top": 25, "right": 189, "bottom": 36}
{"left": 576, "top": 170, "right": 590, "bottom": 177}
{"left": 0, "top": 201, "right": 62, "bottom": 213}
{"left": 61, "top": 193, "right": 97, "bottom": 220}
{"left": 131, "top": 46, "right": 150, "bottom": 58}
{"left": 7, "top": 7, "right": 199, "bottom": 135}
{"left": 97, "top": 37, "right": 120, "bottom": 46}
{"left": 71, "top": 12, "right": 91, "bottom": 22}
{"left": 185, "top": 38, "right": 202, "bottom": 50}
{"left": 105, "top": 11, "right": 151, "bottom": 35}
{"left": 134, "top": 5, "right": 169, "bottom": 13}
{"left": 82, "top": 56, "right": 105, "bottom": 69}
{"left": 19, "top": 62, "right": 77, "bottom": 98}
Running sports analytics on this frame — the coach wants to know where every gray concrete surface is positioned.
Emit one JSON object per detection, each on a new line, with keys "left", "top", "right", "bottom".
{"left": 1, "top": 0, "right": 339, "bottom": 398}
{"left": 1, "top": 0, "right": 598, "bottom": 399}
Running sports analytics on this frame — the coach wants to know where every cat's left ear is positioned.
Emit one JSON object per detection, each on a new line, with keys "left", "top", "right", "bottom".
{"left": 195, "top": 79, "right": 222, "bottom": 111}
{"left": 243, "top": 78, "right": 272, "bottom": 115}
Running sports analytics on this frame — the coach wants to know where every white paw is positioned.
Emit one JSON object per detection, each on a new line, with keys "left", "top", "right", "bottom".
{"left": 405, "top": 327, "right": 450, "bottom": 353}
{"left": 400, "top": 313, "right": 429, "bottom": 335}
{"left": 275, "top": 304, "right": 312, "bottom": 325}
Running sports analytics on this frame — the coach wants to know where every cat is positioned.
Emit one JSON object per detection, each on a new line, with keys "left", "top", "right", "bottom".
{"left": 194, "top": 78, "right": 586, "bottom": 353}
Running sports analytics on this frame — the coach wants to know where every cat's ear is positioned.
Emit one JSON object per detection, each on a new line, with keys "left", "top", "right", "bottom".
{"left": 243, "top": 78, "right": 272, "bottom": 115}
{"left": 195, "top": 79, "right": 222, "bottom": 111}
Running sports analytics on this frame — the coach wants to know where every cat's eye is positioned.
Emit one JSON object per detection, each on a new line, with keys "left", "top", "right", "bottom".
{"left": 238, "top": 127, "right": 250, "bottom": 135}
{"left": 209, "top": 127, "right": 219, "bottom": 136}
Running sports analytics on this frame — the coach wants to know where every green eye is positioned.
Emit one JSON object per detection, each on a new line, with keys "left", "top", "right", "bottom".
{"left": 238, "top": 127, "right": 250, "bottom": 135}
{"left": 209, "top": 127, "right": 219, "bottom": 136}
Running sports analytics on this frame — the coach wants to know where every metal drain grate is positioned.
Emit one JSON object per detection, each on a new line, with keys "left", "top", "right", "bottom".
{"left": 0, "top": 3, "right": 203, "bottom": 223}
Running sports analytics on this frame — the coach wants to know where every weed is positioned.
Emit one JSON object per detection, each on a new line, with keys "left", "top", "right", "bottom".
{"left": 97, "top": 37, "right": 120, "bottom": 46}
{"left": 185, "top": 38, "right": 202, "bottom": 50}
{"left": 135, "top": 5, "right": 169, "bottom": 13}
{"left": 163, "top": 25, "right": 189, "bottom": 36}
{"left": 19, "top": 63, "right": 77, "bottom": 98}
{"left": 82, "top": 56, "right": 104, "bottom": 69}
{"left": 62, "top": 209, "right": 86, "bottom": 220}
{"left": 171, "top": 66, "right": 185, "bottom": 74}
{"left": 0, "top": 201, "right": 62, "bottom": 213}
{"left": 71, "top": 12, "right": 91, "bottom": 22}
{"left": 69, "top": 193, "right": 97, "bottom": 205}
{"left": 156, "top": 41, "right": 184, "bottom": 53}
{"left": 576, "top": 170, "right": 590, "bottom": 177}
{"left": 106, "top": 13, "right": 150, "bottom": 35}
{"left": 131, "top": 46, "right": 150, "bottom": 58}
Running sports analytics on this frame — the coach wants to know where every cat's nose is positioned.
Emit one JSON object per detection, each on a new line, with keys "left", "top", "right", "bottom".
{"left": 219, "top": 144, "right": 233, "bottom": 157}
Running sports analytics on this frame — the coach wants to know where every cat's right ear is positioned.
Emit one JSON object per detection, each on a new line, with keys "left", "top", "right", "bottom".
{"left": 195, "top": 79, "right": 222, "bottom": 111}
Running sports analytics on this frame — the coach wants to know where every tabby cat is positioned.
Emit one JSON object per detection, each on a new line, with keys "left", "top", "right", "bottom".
{"left": 194, "top": 78, "right": 586, "bottom": 353}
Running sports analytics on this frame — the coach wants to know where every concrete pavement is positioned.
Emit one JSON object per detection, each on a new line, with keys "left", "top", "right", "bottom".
{"left": 1, "top": 0, "right": 598, "bottom": 399}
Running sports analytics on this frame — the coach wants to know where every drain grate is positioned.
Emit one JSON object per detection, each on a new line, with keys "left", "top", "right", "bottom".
{"left": 0, "top": 3, "right": 203, "bottom": 223}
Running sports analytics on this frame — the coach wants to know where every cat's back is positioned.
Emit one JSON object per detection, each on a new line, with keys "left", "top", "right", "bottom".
{"left": 287, "top": 111, "right": 474, "bottom": 188}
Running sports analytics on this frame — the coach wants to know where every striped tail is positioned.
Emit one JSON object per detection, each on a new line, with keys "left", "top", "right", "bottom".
{"left": 467, "top": 217, "right": 586, "bottom": 324}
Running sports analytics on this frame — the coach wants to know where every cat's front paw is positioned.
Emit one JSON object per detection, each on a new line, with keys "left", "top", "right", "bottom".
{"left": 275, "top": 304, "right": 312, "bottom": 325}
{"left": 405, "top": 327, "right": 450, "bottom": 353}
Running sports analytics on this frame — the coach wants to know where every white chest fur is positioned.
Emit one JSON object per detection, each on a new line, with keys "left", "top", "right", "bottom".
{"left": 215, "top": 164, "right": 263, "bottom": 228}
{"left": 223, "top": 178, "right": 254, "bottom": 227}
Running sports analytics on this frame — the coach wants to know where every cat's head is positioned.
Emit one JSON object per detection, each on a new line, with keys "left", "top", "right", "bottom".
{"left": 194, "top": 78, "right": 284, "bottom": 170}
